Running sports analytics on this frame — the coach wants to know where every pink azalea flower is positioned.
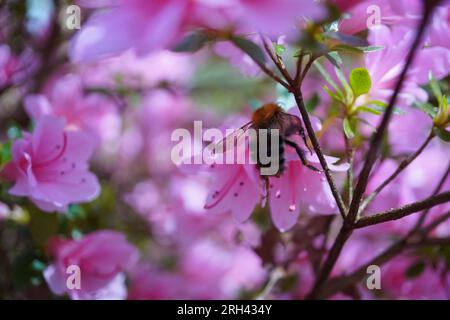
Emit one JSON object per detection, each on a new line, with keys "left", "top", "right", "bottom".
{"left": 427, "top": 6, "right": 450, "bottom": 49}
{"left": 237, "top": 0, "right": 325, "bottom": 38}
{"left": 70, "top": 0, "right": 325, "bottom": 62}
{"left": 24, "top": 74, "right": 120, "bottom": 145}
{"left": 356, "top": 25, "right": 450, "bottom": 108}
{"left": 337, "top": 0, "right": 422, "bottom": 35}
{"left": 43, "top": 230, "right": 140, "bottom": 300}
{"left": 387, "top": 106, "right": 432, "bottom": 154}
{"left": 2, "top": 115, "right": 100, "bottom": 212}
{"left": 268, "top": 153, "right": 348, "bottom": 231}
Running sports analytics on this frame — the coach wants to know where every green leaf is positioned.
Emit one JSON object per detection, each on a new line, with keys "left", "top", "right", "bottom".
{"left": 349, "top": 67, "right": 372, "bottom": 98}
{"left": 415, "top": 101, "right": 437, "bottom": 118}
{"left": 273, "top": 43, "right": 286, "bottom": 56}
{"left": 0, "top": 142, "right": 12, "bottom": 166}
{"left": 29, "top": 207, "right": 59, "bottom": 246}
{"left": 305, "top": 93, "right": 320, "bottom": 112}
{"left": 428, "top": 72, "right": 442, "bottom": 101}
{"left": 314, "top": 61, "right": 342, "bottom": 95}
{"left": 334, "top": 66, "right": 352, "bottom": 101}
{"left": 434, "top": 127, "right": 450, "bottom": 142}
{"left": 323, "top": 85, "right": 344, "bottom": 102}
{"left": 332, "top": 44, "right": 364, "bottom": 54}
{"left": 343, "top": 117, "right": 356, "bottom": 139}
{"left": 172, "top": 32, "right": 212, "bottom": 52}
{"left": 231, "top": 37, "right": 266, "bottom": 65}
{"left": 434, "top": 95, "right": 449, "bottom": 127}
{"left": 324, "top": 52, "right": 341, "bottom": 68}
{"left": 357, "top": 106, "right": 382, "bottom": 115}
{"left": 357, "top": 45, "right": 385, "bottom": 52}
{"left": 324, "top": 31, "right": 368, "bottom": 47}
{"left": 406, "top": 261, "right": 425, "bottom": 279}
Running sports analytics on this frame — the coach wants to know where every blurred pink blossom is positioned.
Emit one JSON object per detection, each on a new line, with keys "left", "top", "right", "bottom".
{"left": 337, "top": 0, "right": 422, "bottom": 35}
{"left": 44, "top": 230, "right": 139, "bottom": 300}
{"left": 381, "top": 256, "right": 450, "bottom": 299}
{"left": 77, "top": 50, "right": 194, "bottom": 89}
{"left": 24, "top": 74, "right": 121, "bottom": 146}
{"left": 70, "top": 0, "right": 325, "bottom": 62}
{"left": 2, "top": 116, "right": 100, "bottom": 212}
{"left": 0, "top": 45, "right": 37, "bottom": 88}
{"left": 128, "top": 239, "right": 265, "bottom": 299}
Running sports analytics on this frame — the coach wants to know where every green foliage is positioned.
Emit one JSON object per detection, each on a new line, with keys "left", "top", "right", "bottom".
{"left": 29, "top": 207, "right": 59, "bottom": 247}
{"left": 305, "top": 93, "right": 320, "bottom": 112}
{"left": 0, "top": 142, "right": 12, "bottom": 167}
{"left": 349, "top": 67, "right": 372, "bottom": 98}
{"left": 343, "top": 117, "right": 356, "bottom": 139}
{"left": 192, "top": 57, "right": 272, "bottom": 112}
{"left": 434, "top": 127, "right": 450, "bottom": 142}
{"left": 172, "top": 31, "right": 212, "bottom": 52}
{"left": 231, "top": 37, "right": 266, "bottom": 65}
{"left": 273, "top": 43, "right": 286, "bottom": 56}
{"left": 405, "top": 261, "right": 426, "bottom": 279}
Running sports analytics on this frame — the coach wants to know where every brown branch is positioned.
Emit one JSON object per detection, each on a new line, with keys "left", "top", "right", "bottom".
{"left": 299, "top": 55, "right": 315, "bottom": 86}
{"left": 422, "top": 210, "right": 450, "bottom": 234}
{"left": 261, "top": 36, "right": 294, "bottom": 84}
{"left": 294, "top": 49, "right": 305, "bottom": 86}
{"left": 232, "top": 41, "right": 291, "bottom": 90}
{"left": 355, "top": 191, "right": 450, "bottom": 228}
{"left": 417, "top": 236, "right": 450, "bottom": 247}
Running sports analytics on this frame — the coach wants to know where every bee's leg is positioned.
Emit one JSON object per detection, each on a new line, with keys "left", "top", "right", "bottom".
{"left": 284, "top": 139, "right": 321, "bottom": 172}
{"left": 298, "top": 126, "right": 313, "bottom": 155}
{"left": 260, "top": 176, "right": 270, "bottom": 208}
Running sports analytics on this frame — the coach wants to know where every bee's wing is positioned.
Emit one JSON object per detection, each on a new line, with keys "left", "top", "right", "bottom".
{"left": 205, "top": 121, "right": 252, "bottom": 155}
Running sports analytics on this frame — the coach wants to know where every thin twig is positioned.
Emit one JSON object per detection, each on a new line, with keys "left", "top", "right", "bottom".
{"left": 300, "top": 55, "right": 315, "bottom": 86}
{"left": 414, "top": 161, "right": 450, "bottom": 228}
{"left": 232, "top": 41, "right": 291, "bottom": 90}
{"left": 421, "top": 210, "right": 450, "bottom": 234}
{"left": 355, "top": 191, "right": 450, "bottom": 228}
{"left": 344, "top": 134, "right": 355, "bottom": 207}
{"left": 261, "top": 36, "right": 294, "bottom": 84}
{"left": 294, "top": 49, "right": 305, "bottom": 86}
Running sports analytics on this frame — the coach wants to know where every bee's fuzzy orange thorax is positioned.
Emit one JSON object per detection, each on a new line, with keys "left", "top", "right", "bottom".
{"left": 252, "top": 103, "right": 282, "bottom": 125}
